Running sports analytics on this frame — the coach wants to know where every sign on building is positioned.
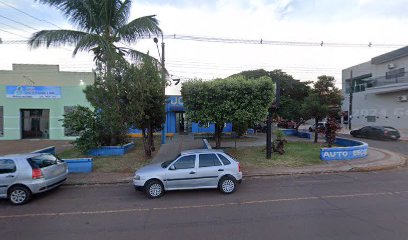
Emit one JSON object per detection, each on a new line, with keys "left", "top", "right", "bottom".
{"left": 6, "top": 86, "right": 62, "bottom": 99}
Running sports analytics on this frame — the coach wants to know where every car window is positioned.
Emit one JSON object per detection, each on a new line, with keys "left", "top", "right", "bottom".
{"left": 27, "top": 154, "right": 60, "bottom": 169}
{"left": 173, "top": 155, "right": 196, "bottom": 170}
{"left": 0, "top": 159, "right": 16, "bottom": 174}
{"left": 217, "top": 154, "right": 231, "bottom": 165}
{"left": 384, "top": 127, "right": 397, "bottom": 132}
{"left": 199, "top": 154, "right": 222, "bottom": 168}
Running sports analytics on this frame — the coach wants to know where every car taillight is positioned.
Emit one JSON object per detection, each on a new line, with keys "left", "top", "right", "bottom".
{"left": 238, "top": 163, "right": 241, "bottom": 172}
{"left": 384, "top": 130, "right": 388, "bottom": 135}
{"left": 32, "top": 169, "right": 43, "bottom": 179}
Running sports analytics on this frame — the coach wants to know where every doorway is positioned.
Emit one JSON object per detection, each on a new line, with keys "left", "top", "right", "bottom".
{"left": 21, "top": 109, "right": 50, "bottom": 139}
{"left": 175, "top": 112, "right": 190, "bottom": 134}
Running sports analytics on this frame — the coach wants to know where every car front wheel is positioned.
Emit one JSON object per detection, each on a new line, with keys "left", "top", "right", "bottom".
{"left": 145, "top": 180, "right": 164, "bottom": 199}
{"left": 219, "top": 176, "right": 237, "bottom": 194}
{"left": 9, "top": 186, "right": 31, "bottom": 205}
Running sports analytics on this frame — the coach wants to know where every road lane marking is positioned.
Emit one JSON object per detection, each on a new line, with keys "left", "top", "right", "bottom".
{"left": 1, "top": 190, "right": 408, "bottom": 219}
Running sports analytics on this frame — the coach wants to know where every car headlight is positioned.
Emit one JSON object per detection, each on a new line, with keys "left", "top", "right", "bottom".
{"left": 134, "top": 175, "right": 141, "bottom": 180}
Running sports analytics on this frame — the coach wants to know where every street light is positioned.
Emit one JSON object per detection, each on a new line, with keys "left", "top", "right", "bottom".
{"left": 154, "top": 35, "right": 167, "bottom": 144}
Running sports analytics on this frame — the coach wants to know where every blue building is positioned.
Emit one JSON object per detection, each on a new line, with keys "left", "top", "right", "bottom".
{"left": 129, "top": 95, "right": 232, "bottom": 137}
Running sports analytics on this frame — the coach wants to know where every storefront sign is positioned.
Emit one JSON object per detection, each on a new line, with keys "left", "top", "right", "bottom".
{"left": 6, "top": 86, "right": 61, "bottom": 99}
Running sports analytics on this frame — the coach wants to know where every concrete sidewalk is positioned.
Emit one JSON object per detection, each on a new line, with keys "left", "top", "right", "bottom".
{"left": 65, "top": 145, "right": 407, "bottom": 185}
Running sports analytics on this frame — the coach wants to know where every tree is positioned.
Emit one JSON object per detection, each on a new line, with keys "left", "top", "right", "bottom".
{"left": 28, "top": 0, "right": 162, "bottom": 69}
{"left": 302, "top": 75, "right": 342, "bottom": 143}
{"left": 232, "top": 69, "right": 312, "bottom": 130}
{"left": 123, "top": 58, "right": 166, "bottom": 157}
{"left": 182, "top": 75, "right": 274, "bottom": 148}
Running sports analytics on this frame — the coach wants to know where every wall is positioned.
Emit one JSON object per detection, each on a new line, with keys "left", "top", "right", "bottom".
{"left": 0, "top": 64, "right": 94, "bottom": 140}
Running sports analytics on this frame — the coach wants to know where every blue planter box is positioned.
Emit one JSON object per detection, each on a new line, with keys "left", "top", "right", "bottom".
{"left": 31, "top": 146, "right": 56, "bottom": 155}
{"left": 64, "top": 158, "right": 93, "bottom": 173}
{"left": 320, "top": 138, "right": 368, "bottom": 161}
{"left": 87, "top": 142, "right": 135, "bottom": 156}
{"left": 281, "top": 129, "right": 311, "bottom": 139}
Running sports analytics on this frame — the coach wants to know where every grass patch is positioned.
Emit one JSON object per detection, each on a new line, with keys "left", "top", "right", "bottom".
{"left": 226, "top": 142, "right": 324, "bottom": 168}
{"left": 57, "top": 137, "right": 161, "bottom": 173}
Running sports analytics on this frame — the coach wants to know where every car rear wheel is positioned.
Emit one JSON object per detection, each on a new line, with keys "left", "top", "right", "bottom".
{"left": 145, "top": 180, "right": 164, "bottom": 199}
{"left": 219, "top": 176, "right": 237, "bottom": 194}
{"left": 9, "top": 186, "right": 31, "bottom": 205}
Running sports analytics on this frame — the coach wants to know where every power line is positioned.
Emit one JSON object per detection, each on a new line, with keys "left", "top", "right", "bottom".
{"left": 0, "top": 0, "right": 62, "bottom": 29}
{"left": 0, "top": 14, "right": 39, "bottom": 31}
{"left": 0, "top": 28, "right": 28, "bottom": 38}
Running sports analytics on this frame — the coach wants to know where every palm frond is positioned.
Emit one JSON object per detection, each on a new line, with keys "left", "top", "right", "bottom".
{"left": 112, "top": 0, "right": 132, "bottom": 30}
{"left": 72, "top": 33, "right": 105, "bottom": 55}
{"left": 35, "top": 0, "right": 101, "bottom": 32}
{"left": 117, "top": 15, "right": 162, "bottom": 43}
{"left": 28, "top": 29, "right": 88, "bottom": 49}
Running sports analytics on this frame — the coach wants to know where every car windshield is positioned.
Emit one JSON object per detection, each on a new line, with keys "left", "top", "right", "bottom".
{"left": 161, "top": 154, "right": 180, "bottom": 168}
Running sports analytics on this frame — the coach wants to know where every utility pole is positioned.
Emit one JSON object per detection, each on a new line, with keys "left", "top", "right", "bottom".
{"left": 154, "top": 35, "right": 167, "bottom": 144}
{"left": 348, "top": 70, "right": 353, "bottom": 130}
{"left": 267, "top": 79, "right": 280, "bottom": 159}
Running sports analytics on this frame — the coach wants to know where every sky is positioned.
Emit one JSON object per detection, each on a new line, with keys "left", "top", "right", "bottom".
{"left": 1, "top": 0, "right": 408, "bottom": 94}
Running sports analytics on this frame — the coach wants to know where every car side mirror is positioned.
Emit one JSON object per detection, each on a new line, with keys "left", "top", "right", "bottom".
{"left": 169, "top": 165, "right": 176, "bottom": 170}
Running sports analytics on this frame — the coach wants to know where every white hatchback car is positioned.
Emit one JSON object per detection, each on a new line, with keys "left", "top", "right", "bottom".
{"left": 133, "top": 149, "right": 242, "bottom": 198}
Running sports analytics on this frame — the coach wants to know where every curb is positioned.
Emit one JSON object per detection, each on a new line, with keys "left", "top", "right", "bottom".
{"left": 63, "top": 148, "right": 408, "bottom": 186}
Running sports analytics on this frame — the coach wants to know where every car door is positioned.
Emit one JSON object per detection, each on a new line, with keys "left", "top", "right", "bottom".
{"left": 195, "top": 153, "right": 224, "bottom": 188}
{"left": 0, "top": 159, "right": 17, "bottom": 197}
{"left": 165, "top": 154, "right": 198, "bottom": 190}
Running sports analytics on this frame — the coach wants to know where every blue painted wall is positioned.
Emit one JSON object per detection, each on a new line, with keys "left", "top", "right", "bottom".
{"left": 129, "top": 95, "right": 233, "bottom": 134}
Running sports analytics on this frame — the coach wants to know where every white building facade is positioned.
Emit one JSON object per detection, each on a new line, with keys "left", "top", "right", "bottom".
{"left": 342, "top": 46, "right": 408, "bottom": 135}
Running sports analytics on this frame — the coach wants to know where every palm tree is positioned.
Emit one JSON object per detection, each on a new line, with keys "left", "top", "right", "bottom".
{"left": 28, "top": 0, "right": 162, "bottom": 68}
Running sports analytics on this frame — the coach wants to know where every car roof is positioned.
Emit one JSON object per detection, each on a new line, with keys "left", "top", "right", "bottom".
{"left": 181, "top": 149, "right": 225, "bottom": 155}
{"left": 0, "top": 153, "right": 45, "bottom": 159}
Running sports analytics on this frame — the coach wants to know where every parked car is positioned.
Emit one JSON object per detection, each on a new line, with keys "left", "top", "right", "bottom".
{"left": 0, "top": 153, "right": 68, "bottom": 205}
{"left": 309, "top": 122, "right": 327, "bottom": 132}
{"left": 133, "top": 149, "right": 242, "bottom": 199}
{"left": 350, "top": 126, "right": 400, "bottom": 140}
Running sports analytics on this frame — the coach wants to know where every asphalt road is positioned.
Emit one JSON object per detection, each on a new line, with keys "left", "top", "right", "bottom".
{"left": 2, "top": 169, "right": 408, "bottom": 240}
{"left": 338, "top": 134, "right": 408, "bottom": 156}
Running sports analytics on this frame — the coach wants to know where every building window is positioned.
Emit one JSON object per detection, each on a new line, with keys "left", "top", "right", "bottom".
{"left": 366, "top": 116, "right": 376, "bottom": 123}
{"left": 386, "top": 68, "right": 405, "bottom": 79}
{"left": 64, "top": 106, "right": 78, "bottom": 136}
{"left": 0, "top": 106, "right": 3, "bottom": 137}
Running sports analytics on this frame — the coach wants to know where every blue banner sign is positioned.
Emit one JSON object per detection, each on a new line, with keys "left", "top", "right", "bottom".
{"left": 6, "top": 86, "right": 62, "bottom": 99}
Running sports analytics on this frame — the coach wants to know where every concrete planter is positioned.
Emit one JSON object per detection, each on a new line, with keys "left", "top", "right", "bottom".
{"left": 320, "top": 138, "right": 368, "bottom": 161}
{"left": 87, "top": 142, "right": 135, "bottom": 156}
{"left": 281, "top": 129, "right": 311, "bottom": 139}
{"left": 64, "top": 158, "right": 93, "bottom": 173}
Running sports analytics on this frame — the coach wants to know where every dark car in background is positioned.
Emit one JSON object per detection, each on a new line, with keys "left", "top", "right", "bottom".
{"left": 350, "top": 126, "right": 400, "bottom": 140}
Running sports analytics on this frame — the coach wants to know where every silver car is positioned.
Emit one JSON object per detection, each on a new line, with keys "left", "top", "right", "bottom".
{"left": 0, "top": 153, "right": 68, "bottom": 205}
{"left": 133, "top": 149, "right": 243, "bottom": 198}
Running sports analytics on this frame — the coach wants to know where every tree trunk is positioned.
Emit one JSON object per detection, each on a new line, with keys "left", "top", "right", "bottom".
{"left": 148, "top": 122, "right": 155, "bottom": 152}
{"left": 314, "top": 118, "right": 319, "bottom": 143}
{"left": 142, "top": 128, "right": 151, "bottom": 157}
{"left": 215, "top": 123, "right": 223, "bottom": 149}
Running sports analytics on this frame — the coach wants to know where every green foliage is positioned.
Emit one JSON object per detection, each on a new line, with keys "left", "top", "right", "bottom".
{"left": 232, "top": 121, "right": 249, "bottom": 137}
{"left": 182, "top": 75, "right": 274, "bottom": 148}
{"left": 273, "top": 129, "right": 285, "bottom": 140}
{"left": 61, "top": 106, "right": 115, "bottom": 153}
{"left": 123, "top": 57, "right": 166, "bottom": 157}
{"left": 232, "top": 69, "right": 312, "bottom": 129}
{"left": 302, "top": 75, "right": 343, "bottom": 143}
{"left": 29, "top": 0, "right": 162, "bottom": 64}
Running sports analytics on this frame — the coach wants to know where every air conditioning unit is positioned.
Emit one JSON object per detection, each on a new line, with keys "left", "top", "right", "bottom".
{"left": 398, "top": 95, "right": 408, "bottom": 102}
{"left": 388, "top": 63, "right": 396, "bottom": 69}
